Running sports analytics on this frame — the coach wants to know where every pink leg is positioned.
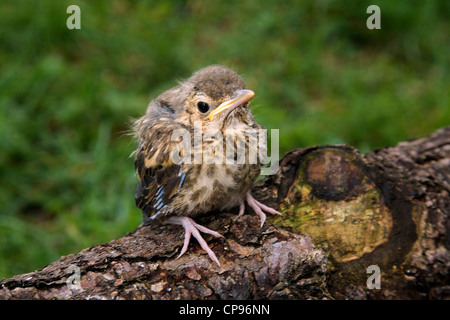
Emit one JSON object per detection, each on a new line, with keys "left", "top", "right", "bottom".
{"left": 245, "top": 193, "right": 281, "bottom": 227}
{"left": 164, "top": 216, "right": 224, "bottom": 266}
{"left": 237, "top": 198, "right": 245, "bottom": 218}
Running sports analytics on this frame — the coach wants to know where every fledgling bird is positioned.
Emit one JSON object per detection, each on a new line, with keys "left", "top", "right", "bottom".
{"left": 133, "top": 65, "right": 280, "bottom": 265}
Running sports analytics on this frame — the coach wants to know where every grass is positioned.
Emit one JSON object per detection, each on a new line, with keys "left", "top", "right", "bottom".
{"left": 0, "top": 0, "right": 448, "bottom": 278}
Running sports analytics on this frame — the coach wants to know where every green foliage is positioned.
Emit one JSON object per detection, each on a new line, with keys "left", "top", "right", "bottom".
{"left": 0, "top": 0, "right": 448, "bottom": 277}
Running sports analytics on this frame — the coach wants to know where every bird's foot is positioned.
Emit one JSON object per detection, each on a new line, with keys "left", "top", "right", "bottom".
{"left": 240, "top": 193, "right": 281, "bottom": 227}
{"left": 164, "top": 216, "right": 224, "bottom": 266}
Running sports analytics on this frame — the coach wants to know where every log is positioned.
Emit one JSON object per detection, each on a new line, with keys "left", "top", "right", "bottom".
{"left": 1, "top": 127, "right": 449, "bottom": 300}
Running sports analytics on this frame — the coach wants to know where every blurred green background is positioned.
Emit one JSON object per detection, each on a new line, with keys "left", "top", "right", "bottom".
{"left": 0, "top": 0, "right": 448, "bottom": 278}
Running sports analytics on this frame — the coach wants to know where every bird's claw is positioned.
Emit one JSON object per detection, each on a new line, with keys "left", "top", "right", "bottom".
{"left": 165, "top": 216, "right": 223, "bottom": 266}
{"left": 245, "top": 193, "right": 281, "bottom": 227}
{"left": 163, "top": 194, "right": 280, "bottom": 266}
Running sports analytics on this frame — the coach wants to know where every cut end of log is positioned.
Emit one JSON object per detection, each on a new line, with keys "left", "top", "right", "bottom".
{"left": 271, "top": 146, "right": 393, "bottom": 264}
{"left": 264, "top": 127, "right": 450, "bottom": 299}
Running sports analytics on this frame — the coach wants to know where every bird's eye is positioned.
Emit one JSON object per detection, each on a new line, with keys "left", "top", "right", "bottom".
{"left": 197, "top": 101, "right": 210, "bottom": 113}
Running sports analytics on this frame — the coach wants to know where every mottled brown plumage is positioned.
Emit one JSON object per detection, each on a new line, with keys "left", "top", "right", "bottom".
{"left": 134, "top": 65, "right": 280, "bottom": 265}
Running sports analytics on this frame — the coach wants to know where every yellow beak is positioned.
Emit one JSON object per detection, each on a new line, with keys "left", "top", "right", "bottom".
{"left": 208, "top": 89, "right": 255, "bottom": 121}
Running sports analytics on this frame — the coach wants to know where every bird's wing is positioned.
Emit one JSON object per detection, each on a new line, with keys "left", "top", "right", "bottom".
{"left": 134, "top": 121, "right": 188, "bottom": 222}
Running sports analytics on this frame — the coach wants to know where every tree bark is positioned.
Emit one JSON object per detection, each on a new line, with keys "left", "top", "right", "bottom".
{"left": 1, "top": 127, "right": 449, "bottom": 300}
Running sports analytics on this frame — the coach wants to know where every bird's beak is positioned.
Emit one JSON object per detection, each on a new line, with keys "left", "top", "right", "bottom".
{"left": 209, "top": 89, "right": 255, "bottom": 121}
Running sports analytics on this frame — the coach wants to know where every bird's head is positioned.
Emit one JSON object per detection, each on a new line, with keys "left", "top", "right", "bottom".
{"left": 151, "top": 65, "right": 256, "bottom": 129}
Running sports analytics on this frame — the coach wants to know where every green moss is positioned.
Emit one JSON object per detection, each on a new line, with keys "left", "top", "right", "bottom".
{"left": 271, "top": 181, "right": 391, "bottom": 263}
